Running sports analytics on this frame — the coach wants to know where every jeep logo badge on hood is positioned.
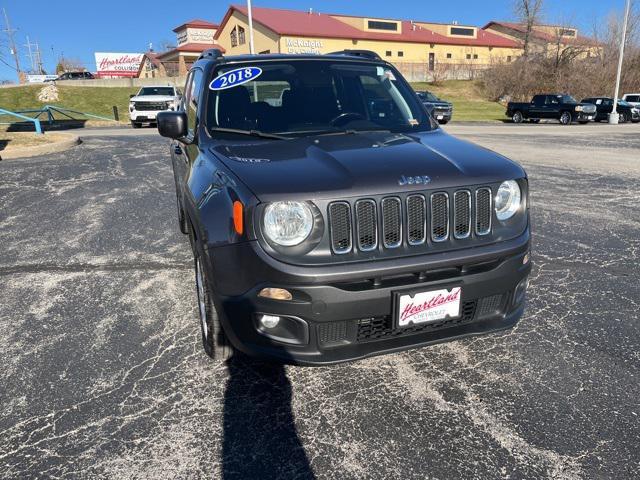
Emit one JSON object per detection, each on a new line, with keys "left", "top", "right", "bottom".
{"left": 399, "top": 175, "right": 431, "bottom": 186}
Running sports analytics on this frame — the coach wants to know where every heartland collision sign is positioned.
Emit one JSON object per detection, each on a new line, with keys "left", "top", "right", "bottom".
{"left": 94, "top": 52, "right": 143, "bottom": 78}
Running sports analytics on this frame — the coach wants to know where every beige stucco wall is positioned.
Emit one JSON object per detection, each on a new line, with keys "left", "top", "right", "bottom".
{"left": 216, "top": 10, "right": 280, "bottom": 55}
{"left": 278, "top": 35, "right": 521, "bottom": 65}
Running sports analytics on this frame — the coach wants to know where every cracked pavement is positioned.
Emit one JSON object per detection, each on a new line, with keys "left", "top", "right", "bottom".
{"left": 0, "top": 125, "right": 639, "bottom": 479}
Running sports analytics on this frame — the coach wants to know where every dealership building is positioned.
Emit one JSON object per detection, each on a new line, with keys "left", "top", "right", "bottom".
{"left": 213, "top": 6, "right": 523, "bottom": 80}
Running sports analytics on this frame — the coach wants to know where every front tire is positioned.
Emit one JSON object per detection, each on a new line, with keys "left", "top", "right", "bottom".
{"left": 559, "top": 111, "right": 572, "bottom": 125}
{"left": 131, "top": 121, "right": 141, "bottom": 129}
{"left": 439, "top": 120, "right": 449, "bottom": 125}
{"left": 194, "top": 249, "right": 234, "bottom": 361}
{"left": 512, "top": 111, "right": 524, "bottom": 124}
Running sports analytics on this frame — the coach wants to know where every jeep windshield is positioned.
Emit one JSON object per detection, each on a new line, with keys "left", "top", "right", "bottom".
{"left": 206, "top": 59, "right": 434, "bottom": 138}
{"left": 139, "top": 87, "right": 175, "bottom": 96}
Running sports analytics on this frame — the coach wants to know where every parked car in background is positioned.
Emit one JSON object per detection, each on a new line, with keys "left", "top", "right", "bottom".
{"left": 45, "top": 71, "right": 95, "bottom": 81}
{"left": 506, "top": 94, "right": 597, "bottom": 125}
{"left": 416, "top": 91, "right": 453, "bottom": 124}
{"left": 622, "top": 93, "right": 640, "bottom": 108}
{"left": 129, "top": 85, "right": 182, "bottom": 128}
{"left": 581, "top": 97, "right": 640, "bottom": 123}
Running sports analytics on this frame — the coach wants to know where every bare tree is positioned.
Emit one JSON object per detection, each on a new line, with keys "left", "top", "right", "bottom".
{"left": 513, "top": 0, "right": 545, "bottom": 56}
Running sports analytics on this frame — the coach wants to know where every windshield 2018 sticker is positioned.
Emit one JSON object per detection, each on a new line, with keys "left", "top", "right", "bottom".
{"left": 210, "top": 67, "right": 262, "bottom": 90}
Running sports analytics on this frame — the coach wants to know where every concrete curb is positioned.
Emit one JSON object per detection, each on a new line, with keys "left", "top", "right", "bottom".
{"left": 0, "top": 133, "right": 81, "bottom": 160}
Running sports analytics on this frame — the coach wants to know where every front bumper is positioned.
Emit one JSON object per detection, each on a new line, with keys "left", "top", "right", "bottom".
{"left": 130, "top": 110, "right": 165, "bottom": 122}
{"left": 576, "top": 112, "right": 595, "bottom": 121}
{"left": 207, "top": 229, "right": 531, "bottom": 365}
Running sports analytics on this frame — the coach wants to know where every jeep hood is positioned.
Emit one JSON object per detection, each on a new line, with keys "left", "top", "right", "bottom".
{"left": 211, "top": 129, "right": 525, "bottom": 201}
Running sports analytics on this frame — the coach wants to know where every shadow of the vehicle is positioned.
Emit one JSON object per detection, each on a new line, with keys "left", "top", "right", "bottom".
{"left": 222, "top": 354, "right": 316, "bottom": 480}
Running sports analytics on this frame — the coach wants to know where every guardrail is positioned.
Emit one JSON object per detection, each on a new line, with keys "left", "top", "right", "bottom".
{"left": 0, "top": 105, "right": 118, "bottom": 133}
{"left": 0, "top": 108, "right": 43, "bottom": 134}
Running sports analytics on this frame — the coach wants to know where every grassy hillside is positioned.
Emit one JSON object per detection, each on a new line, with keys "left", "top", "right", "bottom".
{"left": 0, "top": 80, "right": 505, "bottom": 124}
{"left": 410, "top": 80, "right": 506, "bottom": 122}
{"left": 0, "top": 85, "right": 138, "bottom": 122}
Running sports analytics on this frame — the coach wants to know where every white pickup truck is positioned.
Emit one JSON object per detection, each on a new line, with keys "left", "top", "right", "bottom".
{"left": 129, "top": 86, "right": 182, "bottom": 128}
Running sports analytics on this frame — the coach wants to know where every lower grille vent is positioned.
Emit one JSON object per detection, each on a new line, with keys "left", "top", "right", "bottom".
{"left": 357, "top": 301, "right": 477, "bottom": 342}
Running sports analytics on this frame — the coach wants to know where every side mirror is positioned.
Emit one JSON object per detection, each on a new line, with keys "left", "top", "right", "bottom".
{"left": 157, "top": 111, "right": 188, "bottom": 139}
{"left": 129, "top": 94, "right": 136, "bottom": 99}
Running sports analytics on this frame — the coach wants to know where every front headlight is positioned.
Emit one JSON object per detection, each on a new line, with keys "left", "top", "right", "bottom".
{"left": 495, "top": 180, "right": 522, "bottom": 221}
{"left": 263, "top": 201, "right": 313, "bottom": 246}
{"left": 575, "top": 105, "right": 584, "bottom": 112}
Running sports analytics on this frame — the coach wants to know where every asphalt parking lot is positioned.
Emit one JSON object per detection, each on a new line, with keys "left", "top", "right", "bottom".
{"left": 1, "top": 123, "right": 639, "bottom": 479}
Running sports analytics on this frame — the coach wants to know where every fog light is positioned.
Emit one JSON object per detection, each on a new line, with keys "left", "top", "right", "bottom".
{"left": 258, "top": 288, "right": 293, "bottom": 301}
{"left": 259, "top": 314, "right": 281, "bottom": 329}
{"left": 523, "top": 252, "right": 530, "bottom": 265}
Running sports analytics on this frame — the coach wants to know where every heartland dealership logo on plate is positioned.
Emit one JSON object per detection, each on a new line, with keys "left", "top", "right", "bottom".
{"left": 397, "top": 287, "right": 461, "bottom": 327}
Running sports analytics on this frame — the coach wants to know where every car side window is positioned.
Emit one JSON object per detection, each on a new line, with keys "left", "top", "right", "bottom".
{"left": 183, "top": 69, "right": 204, "bottom": 139}
{"left": 533, "top": 96, "right": 545, "bottom": 106}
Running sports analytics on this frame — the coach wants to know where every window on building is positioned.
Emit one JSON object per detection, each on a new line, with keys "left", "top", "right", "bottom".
{"left": 230, "top": 26, "right": 238, "bottom": 47}
{"left": 559, "top": 28, "right": 576, "bottom": 37}
{"left": 466, "top": 54, "right": 471, "bottom": 60}
{"left": 507, "top": 55, "right": 512, "bottom": 62}
{"left": 446, "top": 53, "right": 452, "bottom": 59}
{"left": 238, "top": 26, "right": 246, "bottom": 45}
{"left": 473, "top": 54, "right": 478, "bottom": 59}
{"left": 368, "top": 20, "right": 399, "bottom": 31}
{"left": 398, "top": 51, "right": 404, "bottom": 57}
{"left": 450, "top": 26, "right": 475, "bottom": 37}
{"left": 385, "top": 51, "right": 392, "bottom": 57}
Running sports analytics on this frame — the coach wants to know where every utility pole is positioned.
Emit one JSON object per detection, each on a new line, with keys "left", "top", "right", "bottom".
{"left": 2, "top": 8, "right": 22, "bottom": 81}
{"left": 610, "top": 0, "right": 632, "bottom": 124}
{"left": 24, "top": 35, "right": 36, "bottom": 72}
{"left": 35, "top": 41, "right": 44, "bottom": 74}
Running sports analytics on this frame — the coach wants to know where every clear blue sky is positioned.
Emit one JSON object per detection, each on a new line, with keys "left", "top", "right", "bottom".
{"left": 0, "top": 0, "right": 625, "bottom": 81}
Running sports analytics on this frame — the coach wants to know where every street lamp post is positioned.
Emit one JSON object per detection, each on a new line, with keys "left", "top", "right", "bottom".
{"left": 609, "top": 0, "right": 632, "bottom": 124}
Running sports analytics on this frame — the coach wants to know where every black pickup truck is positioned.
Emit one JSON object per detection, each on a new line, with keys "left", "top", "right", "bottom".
{"left": 506, "top": 94, "right": 597, "bottom": 125}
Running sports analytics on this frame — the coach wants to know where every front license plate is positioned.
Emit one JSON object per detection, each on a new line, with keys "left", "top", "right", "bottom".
{"left": 437, "top": 115, "right": 444, "bottom": 120}
{"left": 396, "top": 287, "right": 461, "bottom": 328}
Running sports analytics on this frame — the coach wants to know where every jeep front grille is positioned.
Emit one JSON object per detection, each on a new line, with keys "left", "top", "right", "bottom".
{"left": 406, "top": 195, "right": 426, "bottom": 245}
{"left": 328, "top": 186, "right": 494, "bottom": 254}
{"left": 453, "top": 191, "right": 471, "bottom": 239}
{"left": 328, "top": 202, "right": 352, "bottom": 254}
{"left": 431, "top": 193, "right": 449, "bottom": 242}
{"left": 355, "top": 200, "right": 377, "bottom": 251}
{"left": 381, "top": 197, "right": 402, "bottom": 248}
{"left": 475, "top": 188, "right": 492, "bottom": 235}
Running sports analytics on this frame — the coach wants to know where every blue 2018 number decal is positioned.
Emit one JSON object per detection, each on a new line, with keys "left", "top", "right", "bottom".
{"left": 209, "top": 67, "right": 262, "bottom": 90}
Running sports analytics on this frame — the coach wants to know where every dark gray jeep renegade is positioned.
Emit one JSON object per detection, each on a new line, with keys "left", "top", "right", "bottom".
{"left": 157, "top": 49, "right": 531, "bottom": 365}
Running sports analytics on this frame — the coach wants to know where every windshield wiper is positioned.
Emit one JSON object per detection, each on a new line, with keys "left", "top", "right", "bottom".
{"left": 292, "top": 127, "right": 392, "bottom": 137}
{"left": 210, "top": 127, "right": 290, "bottom": 140}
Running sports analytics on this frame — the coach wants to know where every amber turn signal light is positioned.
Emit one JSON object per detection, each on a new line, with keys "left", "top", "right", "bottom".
{"left": 233, "top": 200, "right": 244, "bottom": 235}
{"left": 258, "top": 288, "right": 293, "bottom": 301}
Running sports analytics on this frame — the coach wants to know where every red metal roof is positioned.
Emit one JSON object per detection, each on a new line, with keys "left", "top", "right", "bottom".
{"left": 173, "top": 19, "right": 219, "bottom": 33}
{"left": 483, "top": 21, "right": 599, "bottom": 47}
{"left": 215, "top": 6, "right": 521, "bottom": 49}
{"left": 156, "top": 43, "right": 226, "bottom": 59}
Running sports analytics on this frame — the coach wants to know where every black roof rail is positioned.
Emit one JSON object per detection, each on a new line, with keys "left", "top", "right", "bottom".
{"left": 327, "top": 49, "right": 382, "bottom": 60}
{"left": 198, "top": 48, "right": 224, "bottom": 60}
